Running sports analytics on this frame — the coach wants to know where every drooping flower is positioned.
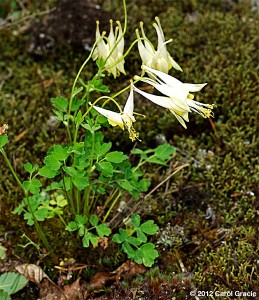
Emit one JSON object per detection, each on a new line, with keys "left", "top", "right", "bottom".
{"left": 134, "top": 65, "right": 214, "bottom": 128}
{"left": 92, "top": 20, "right": 126, "bottom": 78}
{"left": 91, "top": 84, "right": 139, "bottom": 141}
{"left": 135, "top": 17, "right": 182, "bottom": 74}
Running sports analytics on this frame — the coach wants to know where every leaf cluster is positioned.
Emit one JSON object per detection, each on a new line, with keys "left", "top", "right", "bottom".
{"left": 112, "top": 214, "right": 159, "bottom": 267}
{"left": 66, "top": 214, "right": 111, "bottom": 247}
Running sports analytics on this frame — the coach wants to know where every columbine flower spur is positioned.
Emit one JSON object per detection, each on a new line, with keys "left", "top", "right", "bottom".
{"left": 91, "top": 84, "right": 140, "bottom": 141}
{"left": 134, "top": 65, "right": 214, "bottom": 128}
{"left": 135, "top": 17, "right": 182, "bottom": 74}
{"left": 92, "top": 19, "right": 126, "bottom": 78}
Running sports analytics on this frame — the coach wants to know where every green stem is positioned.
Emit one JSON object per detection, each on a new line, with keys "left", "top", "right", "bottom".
{"left": 89, "top": 188, "right": 98, "bottom": 214}
{"left": 69, "top": 41, "right": 98, "bottom": 115}
{"left": 73, "top": 125, "right": 80, "bottom": 145}
{"left": 22, "top": 194, "right": 51, "bottom": 252}
{"left": 66, "top": 40, "right": 99, "bottom": 141}
{"left": 1, "top": 149, "right": 23, "bottom": 190}
{"left": 122, "top": 0, "right": 127, "bottom": 35}
{"left": 75, "top": 188, "right": 80, "bottom": 215}
{"left": 83, "top": 132, "right": 95, "bottom": 215}
{"left": 1, "top": 149, "right": 52, "bottom": 251}
{"left": 32, "top": 216, "right": 51, "bottom": 251}
{"left": 103, "top": 188, "right": 118, "bottom": 210}
{"left": 62, "top": 171, "right": 76, "bottom": 215}
{"left": 102, "top": 191, "right": 122, "bottom": 223}
{"left": 58, "top": 214, "right": 67, "bottom": 227}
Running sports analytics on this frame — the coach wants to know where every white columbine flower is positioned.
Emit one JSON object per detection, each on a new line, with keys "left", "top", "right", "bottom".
{"left": 135, "top": 17, "right": 182, "bottom": 74}
{"left": 92, "top": 20, "right": 126, "bottom": 78}
{"left": 91, "top": 84, "right": 139, "bottom": 141}
{"left": 133, "top": 65, "right": 214, "bottom": 128}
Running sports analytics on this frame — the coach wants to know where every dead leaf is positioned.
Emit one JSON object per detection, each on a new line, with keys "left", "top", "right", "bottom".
{"left": 63, "top": 278, "right": 84, "bottom": 300}
{"left": 13, "top": 129, "right": 28, "bottom": 142}
{"left": 15, "top": 263, "right": 48, "bottom": 284}
{"left": 84, "top": 272, "right": 116, "bottom": 298}
{"left": 84, "top": 261, "right": 146, "bottom": 298}
{"left": 92, "top": 237, "right": 109, "bottom": 250}
{"left": 0, "top": 124, "right": 8, "bottom": 135}
{"left": 39, "top": 277, "right": 66, "bottom": 300}
{"left": 15, "top": 264, "right": 66, "bottom": 300}
{"left": 112, "top": 260, "right": 146, "bottom": 283}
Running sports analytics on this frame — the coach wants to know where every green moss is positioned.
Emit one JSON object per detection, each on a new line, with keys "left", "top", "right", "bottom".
{"left": 193, "top": 225, "right": 258, "bottom": 292}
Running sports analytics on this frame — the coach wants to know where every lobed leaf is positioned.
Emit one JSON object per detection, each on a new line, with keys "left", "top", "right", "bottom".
{"left": 89, "top": 214, "right": 99, "bottom": 227}
{"left": 72, "top": 175, "right": 89, "bottom": 190}
{"left": 122, "top": 241, "right": 135, "bottom": 259}
{"left": 105, "top": 151, "right": 127, "bottom": 163}
{"left": 0, "top": 272, "right": 28, "bottom": 295}
{"left": 154, "top": 144, "right": 175, "bottom": 161}
{"left": 66, "top": 221, "right": 78, "bottom": 232}
{"left": 131, "top": 214, "right": 141, "bottom": 228}
{"left": 96, "top": 161, "right": 113, "bottom": 177}
{"left": 140, "top": 220, "right": 159, "bottom": 235}
{"left": 38, "top": 166, "right": 59, "bottom": 178}
{"left": 44, "top": 155, "right": 62, "bottom": 171}
{"left": 83, "top": 232, "right": 98, "bottom": 247}
{"left": 135, "top": 243, "right": 159, "bottom": 267}
{"left": 51, "top": 97, "right": 68, "bottom": 112}
{"left": 96, "top": 223, "right": 111, "bottom": 237}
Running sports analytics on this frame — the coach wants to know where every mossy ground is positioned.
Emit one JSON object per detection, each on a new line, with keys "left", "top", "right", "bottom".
{"left": 0, "top": 0, "right": 258, "bottom": 299}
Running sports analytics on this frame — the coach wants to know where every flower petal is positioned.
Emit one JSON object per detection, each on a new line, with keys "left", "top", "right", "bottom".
{"left": 123, "top": 84, "right": 134, "bottom": 116}
{"left": 136, "top": 77, "right": 190, "bottom": 111}
{"left": 143, "top": 65, "right": 183, "bottom": 88}
{"left": 183, "top": 83, "right": 207, "bottom": 92}
{"left": 168, "top": 55, "right": 183, "bottom": 72}
{"left": 140, "top": 22, "right": 155, "bottom": 54}
{"left": 133, "top": 85, "right": 189, "bottom": 113}
{"left": 169, "top": 110, "right": 187, "bottom": 129}
{"left": 93, "top": 105, "right": 124, "bottom": 129}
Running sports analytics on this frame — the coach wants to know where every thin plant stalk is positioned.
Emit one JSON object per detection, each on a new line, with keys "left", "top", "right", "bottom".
{"left": 102, "top": 191, "right": 122, "bottom": 223}
{"left": 1, "top": 149, "right": 52, "bottom": 252}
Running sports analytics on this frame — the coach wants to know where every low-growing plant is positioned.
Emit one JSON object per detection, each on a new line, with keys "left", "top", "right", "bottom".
{"left": 0, "top": 272, "right": 28, "bottom": 300}
{"left": 113, "top": 214, "right": 159, "bottom": 267}
{"left": 0, "top": 0, "right": 214, "bottom": 267}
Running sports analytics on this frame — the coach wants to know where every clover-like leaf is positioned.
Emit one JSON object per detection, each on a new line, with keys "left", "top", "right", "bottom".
{"left": 112, "top": 228, "right": 127, "bottom": 243}
{"left": 105, "top": 151, "right": 127, "bottom": 163}
{"left": 140, "top": 220, "right": 159, "bottom": 235}
{"left": 38, "top": 166, "right": 59, "bottom": 178}
{"left": 66, "top": 221, "right": 78, "bottom": 232}
{"left": 96, "top": 161, "right": 113, "bottom": 177}
{"left": 135, "top": 243, "right": 159, "bottom": 267}
{"left": 131, "top": 213, "right": 141, "bottom": 228}
{"left": 52, "top": 145, "right": 69, "bottom": 161}
{"left": 89, "top": 214, "right": 99, "bottom": 227}
{"left": 44, "top": 155, "right": 62, "bottom": 171}
{"left": 83, "top": 232, "right": 98, "bottom": 247}
{"left": 22, "top": 179, "right": 42, "bottom": 194}
{"left": 24, "top": 162, "right": 39, "bottom": 174}
{"left": 96, "top": 223, "right": 111, "bottom": 237}
{"left": 75, "top": 215, "right": 88, "bottom": 225}
{"left": 136, "top": 228, "right": 147, "bottom": 243}
{"left": 95, "top": 142, "right": 112, "bottom": 157}
{"left": 72, "top": 175, "right": 89, "bottom": 190}
{"left": 51, "top": 97, "right": 68, "bottom": 112}
{"left": 122, "top": 241, "right": 135, "bottom": 259}
{"left": 154, "top": 144, "right": 175, "bottom": 161}
{"left": 127, "top": 236, "right": 142, "bottom": 247}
